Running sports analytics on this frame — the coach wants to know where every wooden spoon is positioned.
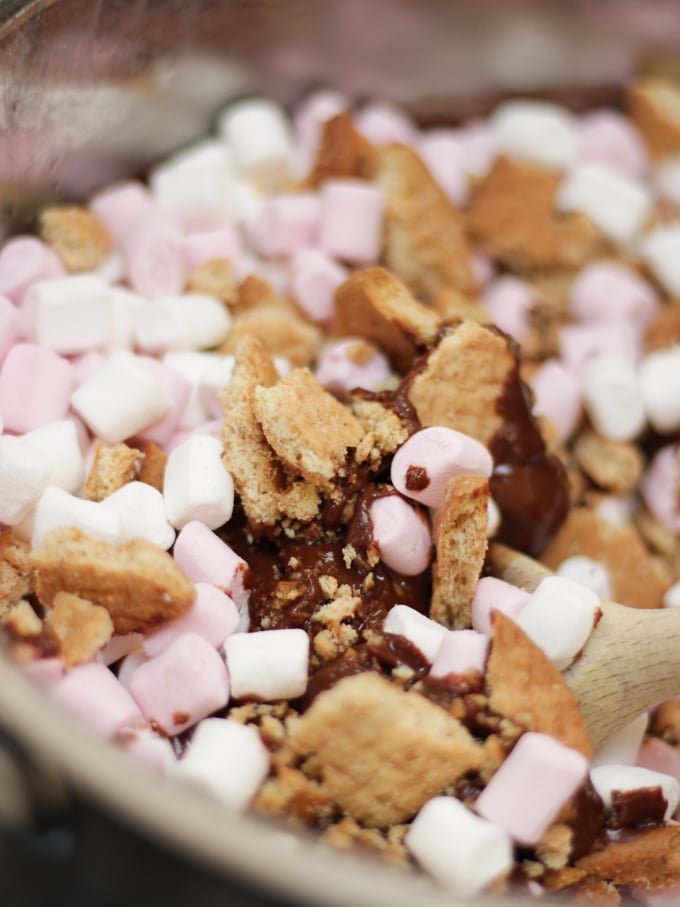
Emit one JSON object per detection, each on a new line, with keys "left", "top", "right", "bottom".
{"left": 487, "top": 542, "right": 680, "bottom": 750}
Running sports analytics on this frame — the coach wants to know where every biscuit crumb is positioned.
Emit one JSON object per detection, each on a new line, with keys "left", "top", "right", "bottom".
{"left": 351, "top": 398, "right": 409, "bottom": 465}
{"left": 187, "top": 259, "right": 238, "bottom": 307}
{"left": 304, "top": 112, "right": 377, "bottom": 187}
{"left": 45, "top": 591, "right": 114, "bottom": 666}
{"left": 574, "top": 825, "right": 680, "bottom": 889}
{"left": 2, "top": 599, "right": 42, "bottom": 637}
{"left": 628, "top": 76, "right": 680, "bottom": 159}
{"left": 537, "top": 824, "right": 574, "bottom": 871}
{"left": 84, "top": 442, "right": 143, "bottom": 501}
{"left": 39, "top": 205, "right": 111, "bottom": 271}
{"left": 138, "top": 442, "right": 167, "bottom": 492}
{"left": 573, "top": 431, "right": 643, "bottom": 495}
{"left": 0, "top": 530, "right": 35, "bottom": 616}
{"left": 222, "top": 304, "right": 321, "bottom": 367}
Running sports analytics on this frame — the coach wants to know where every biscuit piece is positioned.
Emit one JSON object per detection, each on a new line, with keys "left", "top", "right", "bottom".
{"left": 334, "top": 267, "right": 441, "bottom": 372}
{"left": 137, "top": 442, "right": 167, "bottom": 492}
{"left": 255, "top": 764, "right": 333, "bottom": 825}
{"left": 84, "top": 442, "right": 143, "bottom": 501}
{"left": 187, "top": 259, "right": 238, "bottom": 307}
{"left": 254, "top": 369, "right": 364, "bottom": 487}
{"left": 628, "top": 77, "right": 680, "bottom": 159}
{"left": 486, "top": 611, "right": 593, "bottom": 759}
{"left": 350, "top": 398, "right": 409, "bottom": 466}
{"left": 406, "top": 321, "right": 515, "bottom": 447}
{"left": 222, "top": 305, "right": 322, "bottom": 368}
{"left": 645, "top": 304, "right": 680, "bottom": 352}
{"left": 430, "top": 474, "right": 489, "bottom": 629}
{"left": 0, "top": 530, "right": 35, "bottom": 616}
{"left": 39, "top": 205, "right": 111, "bottom": 271}
{"left": 235, "top": 275, "right": 289, "bottom": 313}
{"left": 45, "top": 591, "right": 114, "bottom": 667}
{"left": 304, "top": 112, "right": 377, "bottom": 187}
{"left": 432, "top": 287, "right": 492, "bottom": 324}
{"left": 574, "top": 826, "right": 680, "bottom": 889}
{"left": 31, "top": 527, "right": 194, "bottom": 635}
{"left": 375, "top": 143, "right": 475, "bottom": 301}
{"left": 573, "top": 431, "right": 643, "bottom": 495}
{"left": 540, "top": 508, "right": 670, "bottom": 609}
{"left": 466, "top": 156, "right": 604, "bottom": 272}
{"left": 2, "top": 600, "right": 42, "bottom": 637}
{"left": 290, "top": 672, "right": 483, "bottom": 826}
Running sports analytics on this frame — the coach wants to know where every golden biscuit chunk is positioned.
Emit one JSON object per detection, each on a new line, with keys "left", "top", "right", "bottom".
{"left": 187, "top": 258, "right": 238, "bottom": 307}
{"left": 350, "top": 398, "right": 409, "bottom": 466}
{"left": 574, "top": 826, "right": 680, "bottom": 889}
{"left": 304, "top": 112, "right": 377, "bottom": 187}
{"left": 573, "top": 431, "right": 643, "bottom": 495}
{"left": 84, "top": 442, "right": 143, "bottom": 501}
{"left": 137, "top": 442, "right": 167, "bottom": 493}
{"left": 291, "top": 672, "right": 483, "bottom": 826}
{"left": 2, "top": 600, "right": 42, "bottom": 637}
{"left": 628, "top": 76, "right": 680, "bottom": 159}
{"left": 430, "top": 474, "right": 489, "bottom": 629}
{"left": 45, "top": 591, "right": 113, "bottom": 667}
{"left": 39, "top": 205, "right": 111, "bottom": 271}
{"left": 0, "top": 530, "right": 35, "bottom": 616}
{"left": 31, "top": 527, "right": 194, "bottom": 635}
{"left": 222, "top": 304, "right": 322, "bottom": 368}
{"left": 645, "top": 303, "right": 680, "bottom": 351}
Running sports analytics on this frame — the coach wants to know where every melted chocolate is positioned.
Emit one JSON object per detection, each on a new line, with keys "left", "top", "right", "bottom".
{"left": 405, "top": 465, "right": 429, "bottom": 491}
{"left": 418, "top": 673, "right": 484, "bottom": 710}
{"left": 565, "top": 780, "right": 607, "bottom": 861}
{"left": 610, "top": 787, "right": 668, "bottom": 829}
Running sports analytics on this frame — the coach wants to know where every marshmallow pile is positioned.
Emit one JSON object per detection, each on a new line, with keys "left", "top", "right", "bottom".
{"left": 5, "top": 81, "right": 680, "bottom": 905}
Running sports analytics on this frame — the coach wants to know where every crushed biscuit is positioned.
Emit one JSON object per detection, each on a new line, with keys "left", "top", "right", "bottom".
{"left": 573, "top": 431, "right": 643, "bottom": 495}
{"left": 45, "top": 591, "right": 114, "bottom": 666}
{"left": 255, "top": 764, "right": 334, "bottom": 825}
{"left": 221, "top": 304, "right": 322, "bottom": 368}
{"left": 2, "top": 600, "right": 43, "bottom": 637}
{"left": 84, "top": 442, "right": 142, "bottom": 501}
{"left": 39, "top": 205, "right": 111, "bottom": 271}
{"left": 430, "top": 474, "right": 489, "bottom": 629}
{"left": 187, "top": 258, "right": 238, "bottom": 307}
{"left": 322, "top": 817, "right": 410, "bottom": 867}
{"left": 431, "top": 287, "right": 492, "bottom": 324}
{"left": 537, "top": 824, "right": 574, "bottom": 871}
{"left": 574, "top": 825, "right": 680, "bottom": 889}
{"left": 31, "top": 527, "right": 194, "bottom": 635}
{"left": 645, "top": 302, "right": 680, "bottom": 351}
{"left": 137, "top": 442, "right": 167, "bottom": 492}
{"left": 290, "top": 672, "right": 483, "bottom": 827}
{"left": 628, "top": 76, "right": 680, "bottom": 159}
{"left": 0, "top": 530, "right": 35, "bottom": 616}
{"left": 350, "top": 398, "right": 409, "bottom": 465}
{"left": 304, "top": 112, "right": 377, "bottom": 187}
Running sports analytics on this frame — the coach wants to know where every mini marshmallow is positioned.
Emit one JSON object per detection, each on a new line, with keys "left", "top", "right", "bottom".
{"left": 219, "top": 97, "right": 293, "bottom": 192}
{"left": 383, "top": 604, "right": 447, "bottom": 663}
{"left": 248, "top": 193, "right": 320, "bottom": 258}
{"left": 171, "top": 717, "right": 270, "bottom": 812}
{"left": 486, "top": 497, "right": 501, "bottom": 538}
{"left": 514, "top": 575, "right": 600, "bottom": 670}
{"left": 0, "top": 434, "right": 50, "bottom": 525}
{"left": 315, "top": 338, "right": 391, "bottom": 399}
{"left": 71, "top": 351, "right": 172, "bottom": 444}
{"left": 183, "top": 226, "right": 244, "bottom": 271}
{"left": 163, "top": 434, "right": 234, "bottom": 530}
{"left": 590, "top": 764, "right": 680, "bottom": 822}
{"left": 654, "top": 156, "right": 680, "bottom": 206}
{"left": 481, "top": 275, "right": 533, "bottom": 342}
{"left": 556, "top": 556, "right": 612, "bottom": 601}
{"left": 159, "top": 351, "right": 222, "bottom": 429}
{"left": 663, "top": 581, "right": 680, "bottom": 608}
{"left": 593, "top": 713, "right": 649, "bottom": 767}
{"left": 458, "top": 119, "right": 496, "bottom": 178}
{"left": 354, "top": 102, "right": 417, "bottom": 147}
{"left": 71, "top": 352, "right": 106, "bottom": 385}
{"left": 22, "top": 420, "right": 85, "bottom": 495}
{"left": 471, "top": 250, "right": 495, "bottom": 289}
{"left": 122, "top": 209, "right": 187, "bottom": 299}
{"left": 32, "top": 485, "right": 121, "bottom": 548}
{"left": 582, "top": 354, "right": 646, "bottom": 442}
{"left": 634, "top": 885, "right": 680, "bottom": 906}
{"left": 577, "top": 109, "right": 648, "bottom": 178}
{"left": 173, "top": 520, "right": 249, "bottom": 615}
{"left": 417, "top": 130, "right": 468, "bottom": 205}
{"left": 293, "top": 89, "right": 349, "bottom": 173}
{"left": 637, "top": 738, "right": 680, "bottom": 788}
{"left": 290, "top": 249, "right": 347, "bottom": 323}
{"left": 134, "top": 293, "right": 231, "bottom": 354}
{"left": 476, "top": 732, "right": 589, "bottom": 845}
{"left": 129, "top": 632, "right": 230, "bottom": 734}
{"left": 101, "top": 482, "right": 175, "bottom": 549}
{"left": 0, "top": 296, "right": 22, "bottom": 362}
{"left": 406, "top": 796, "right": 513, "bottom": 898}
{"left": 117, "top": 647, "right": 149, "bottom": 691}
{"left": 108, "top": 287, "right": 145, "bottom": 351}
{"left": 639, "top": 347, "right": 680, "bottom": 434}
{"left": 50, "top": 662, "right": 143, "bottom": 738}
{"left": 471, "top": 576, "right": 531, "bottom": 636}
{"left": 596, "top": 494, "right": 636, "bottom": 527}
{"left": 0, "top": 343, "right": 76, "bottom": 433}
{"left": 559, "top": 322, "right": 640, "bottom": 375}
{"left": 556, "top": 161, "right": 652, "bottom": 246}
{"left": 319, "top": 179, "right": 385, "bottom": 265}
{"left": 391, "top": 426, "right": 493, "bottom": 509}
{"left": 368, "top": 494, "right": 432, "bottom": 576}
{"left": 638, "top": 224, "right": 680, "bottom": 297}
{"left": 22, "top": 274, "right": 113, "bottom": 354}
{"left": 89, "top": 181, "right": 154, "bottom": 247}
{"left": 21, "top": 657, "right": 65, "bottom": 690}
{"left": 98, "top": 633, "right": 144, "bottom": 666}
{"left": 569, "top": 261, "right": 659, "bottom": 330}
{"left": 150, "top": 151, "right": 240, "bottom": 231}
{"left": 0, "top": 236, "right": 65, "bottom": 305}
{"left": 120, "top": 725, "right": 176, "bottom": 774}
{"left": 144, "top": 583, "right": 239, "bottom": 657}
{"left": 490, "top": 100, "right": 578, "bottom": 170}
{"left": 530, "top": 359, "right": 582, "bottom": 444}
{"left": 430, "top": 630, "right": 489, "bottom": 678}
{"left": 224, "top": 628, "right": 309, "bottom": 700}
{"left": 641, "top": 445, "right": 680, "bottom": 533}
{"left": 133, "top": 356, "right": 193, "bottom": 446}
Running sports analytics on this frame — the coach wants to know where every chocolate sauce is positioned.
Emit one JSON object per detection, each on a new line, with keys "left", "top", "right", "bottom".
{"left": 610, "top": 787, "right": 668, "bottom": 829}
{"left": 564, "top": 780, "right": 607, "bottom": 861}
{"left": 418, "top": 673, "right": 484, "bottom": 710}
{"left": 405, "top": 465, "right": 429, "bottom": 491}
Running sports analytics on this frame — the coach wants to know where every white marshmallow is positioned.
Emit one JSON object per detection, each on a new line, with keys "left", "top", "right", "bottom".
{"left": 557, "top": 162, "right": 652, "bottom": 245}
{"left": 195, "top": 354, "right": 235, "bottom": 420}
{"left": 22, "top": 420, "right": 85, "bottom": 495}
{"left": 655, "top": 156, "right": 680, "bottom": 206}
{"left": 224, "top": 629, "right": 309, "bottom": 700}
{"left": 71, "top": 351, "right": 172, "bottom": 444}
{"left": 219, "top": 98, "right": 293, "bottom": 192}
{"left": 134, "top": 293, "right": 231, "bottom": 354}
{"left": 23, "top": 274, "right": 113, "bottom": 354}
{"left": 663, "top": 582, "right": 680, "bottom": 608}
{"left": 514, "top": 575, "right": 600, "bottom": 670}
{"left": 171, "top": 717, "right": 270, "bottom": 812}
{"left": 406, "top": 796, "right": 513, "bottom": 898}
{"left": 639, "top": 224, "right": 680, "bottom": 297}
{"left": 0, "top": 434, "right": 50, "bottom": 525}
{"left": 590, "top": 765, "right": 680, "bottom": 821}
{"left": 108, "top": 287, "right": 145, "bottom": 351}
{"left": 581, "top": 354, "right": 646, "bottom": 442}
{"left": 592, "top": 713, "right": 649, "bottom": 767}
{"left": 490, "top": 100, "right": 578, "bottom": 170}
{"left": 383, "top": 604, "right": 447, "bottom": 663}
{"left": 555, "top": 556, "right": 612, "bottom": 601}
{"left": 150, "top": 150, "right": 245, "bottom": 229}
{"left": 120, "top": 725, "right": 177, "bottom": 774}
{"left": 162, "top": 351, "right": 226, "bottom": 429}
{"left": 163, "top": 435, "right": 234, "bottom": 530}
{"left": 32, "top": 485, "right": 121, "bottom": 548}
{"left": 639, "top": 346, "right": 680, "bottom": 434}
{"left": 102, "top": 482, "right": 175, "bottom": 549}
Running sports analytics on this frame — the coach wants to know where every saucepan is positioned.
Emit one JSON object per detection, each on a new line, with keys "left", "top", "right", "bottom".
{"left": 0, "top": 1, "right": 679, "bottom": 904}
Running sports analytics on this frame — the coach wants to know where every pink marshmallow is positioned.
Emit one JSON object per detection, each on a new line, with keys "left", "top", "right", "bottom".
{"left": 129, "top": 632, "right": 230, "bottom": 735}
{"left": 569, "top": 261, "right": 659, "bottom": 330}
{"left": 319, "top": 179, "right": 385, "bottom": 265}
{"left": 98, "top": 633, "right": 144, "bottom": 666}
{"left": 133, "top": 357, "right": 193, "bottom": 448}
{"left": 249, "top": 193, "right": 321, "bottom": 258}
{"left": 417, "top": 130, "right": 468, "bottom": 205}
{"left": 0, "top": 295, "right": 22, "bottom": 362}
{"left": 457, "top": 119, "right": 496, "bottom": 178}
{"left": 578, "top": 109, "right": 649, "bottom": 178}
{"left": 559, "top": 322, "right": 640, "bottom": 375}
{"left": 89, "top": 181, "right": 154, "bottom": 248}
{"left": 481, "top": 276, "right": 534, "bottom": 343}
{"left": 470, "top": 250, "right": 495, "bottom": 290}
{"left": 641, "top": 445, "right": 680, "bottom": 533}
{"left": 20, "top": 656, "right": 65, "bottom": 689}
{"left": 117, "top": 726, "right": 175, "bottom": 773}
{"left": 143, "top": 583, "right": 240, "bottom": 657}
{"left": 290, "top": 249, "right": 347, "bottom": 323}
{"left": 637, "top": 738, "right": 680, "bottom": 790}
{"left": 50, "top": 662, "right": 143, "bottom": 738}
{"left": 354, "top": 102, "right": 417, "bottom": 147}
{"left": 294, "top": 89, "right": 349, "bottom": 173}
{"left": 430, "top": 629, "right": 489, "bottom": 678}
{"left": 391, "top": 426, "right": 493, "bottom": 509}
{"left": 530, "top": 358, "right": 583, "bottom": 444}
{"left": 0, "top": 236, "right": 65, "bottom": 306}
{"left": 71, "top": 351, "right": 106, "bottom": 385}
{"left": 183, "top": 226, "right": 244, "bottom": 270}
{"left": 471, "top": 576, "right": 531, "bottom": 635}
{"left": 315, "top": 338, "right": 390, "bottom": 399}
{"left": 122, "top": 210, "right": 187, "bottom": 299}
{"left": 0, "top": 342, "right": 77, "bottom": 433}
{"left": 368, "top": 494, "right": 432, "bottom": 576}
{"left": 632, "top": 886, "right": 680, "bottom": 907}
{"left": 173, "top": 520, "right": 250, "bottom": 614}
{"left": 475, "top": 732, "right": 589, "bottom": 846}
